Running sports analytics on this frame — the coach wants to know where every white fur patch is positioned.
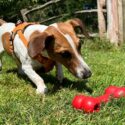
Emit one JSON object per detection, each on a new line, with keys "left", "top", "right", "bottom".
{"left": 0, "top": 23, "right": 15, "bottom": 33}
{"left": 50, "top": 23, "right": 58, "bottom": 28}
{"left": 64, "top": 34, "right": 76, "bottom": 50}
{"left": 24, "top": 24, "right": 48, "bottom": 41}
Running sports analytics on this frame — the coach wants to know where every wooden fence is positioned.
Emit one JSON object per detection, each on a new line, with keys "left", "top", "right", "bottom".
{"left": 21, "top": 0, "right": 106, "bottom": 38}
{"left": 21, "top": 0, "right": 125, "bottom": 45}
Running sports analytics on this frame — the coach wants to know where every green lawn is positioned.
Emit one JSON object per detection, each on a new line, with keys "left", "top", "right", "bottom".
{"left": 0, "top": 38, "right": 125, "bottom": 125}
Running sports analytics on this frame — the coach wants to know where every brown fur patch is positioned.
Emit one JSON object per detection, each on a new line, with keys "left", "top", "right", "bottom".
{"left": 45, "top": 26, "right": 72, "bottom": 53}
{"left": 28, "top": 31, "right": 48, "bottom": 58}
{"left": 28, "top": 26, "right": 83, "bottom": 75}
{"left": 28, "top": 30, "right": 55, "bottom": 72}
{"left": 66, "top": 18, "right": 89, "bottom": 38}
{"left": 29, "top": 31, "right": 42, "bottom": 41}
{"left": 57, "top": 22, "right": 80, "bottom": 47}
{"left": 2, "top": 32, "right": 13, "bottom": 55}
{"left": 45, "top": 26, "right": 81, "bottom": 75}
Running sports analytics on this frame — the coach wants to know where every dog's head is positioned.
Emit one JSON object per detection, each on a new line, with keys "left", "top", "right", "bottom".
{"left": 28, "top": 18, "right": 91, "bottom": 79}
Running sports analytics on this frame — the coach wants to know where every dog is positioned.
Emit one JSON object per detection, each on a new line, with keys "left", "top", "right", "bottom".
{"left": 0, "top": 18, "right": 91, "bottom": 94}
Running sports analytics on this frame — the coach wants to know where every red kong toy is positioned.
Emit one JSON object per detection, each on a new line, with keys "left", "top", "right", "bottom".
{"left": 97, "top": 94, "right": 110, "bottom": 103}
{"left": 105, "top": 85, "right": 118, "bottom": 95}
{"left": 82, "top": 97, "right": 100, "bottom": 113}
{"left": 105, "top": 86, "right": 125, "bottom": 98}
{"left": 113, "top": 88, "right": 125, "bottom": 98}
{"left": 72, "top": 95, "right": 86, "bottom": 110}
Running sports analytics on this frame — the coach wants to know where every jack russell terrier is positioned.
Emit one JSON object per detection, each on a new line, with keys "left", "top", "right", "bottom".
{"left": 0, "top": 18, "right": 91, "bottom": 94}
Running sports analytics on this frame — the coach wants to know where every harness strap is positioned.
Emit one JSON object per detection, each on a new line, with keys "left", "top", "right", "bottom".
{"left": 17, "top": 30, "right": 28, "bottom": 47}
{"left": 13, "top": 22, "right": 34, "bottom": 33}
{"left": 12, "top": 22, "right": 35, "bottom": 47}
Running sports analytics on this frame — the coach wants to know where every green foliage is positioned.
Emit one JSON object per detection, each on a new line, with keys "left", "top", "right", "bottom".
{"left": 84, "top": 38, "right": 114, "bottom": 51}
{"left": 0, "top": 38, "right": 125, "bottom": 124}
{"left": 0, "top": 0, "right": 37, "bottom": 21}
{"left": 0, "top": 0, "right": 98, "bottom": 32}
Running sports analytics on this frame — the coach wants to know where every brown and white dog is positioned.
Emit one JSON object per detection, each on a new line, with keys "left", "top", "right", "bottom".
{"left": 0, "top": 18, "right": 91, "bottom": 94}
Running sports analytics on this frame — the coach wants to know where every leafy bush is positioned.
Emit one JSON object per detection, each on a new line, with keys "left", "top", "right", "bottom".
{"left": 0, "top": 0, "right": 97, "bottom": 32}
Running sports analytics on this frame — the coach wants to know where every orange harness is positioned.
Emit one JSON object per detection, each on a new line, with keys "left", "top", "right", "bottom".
{"left": 3, "top": 22, "right": 55, "bottom": 72}
{"left": 12, "top": 22, "right": 34, "bottom": 47}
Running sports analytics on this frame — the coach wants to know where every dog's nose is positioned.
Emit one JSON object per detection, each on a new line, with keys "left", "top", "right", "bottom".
{"left": 83, "top": 69, "right": 92, "bottom": 79}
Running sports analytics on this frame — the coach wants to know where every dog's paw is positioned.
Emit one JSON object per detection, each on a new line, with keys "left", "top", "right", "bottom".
{"left": 36, "top": 87, "right": 48, "bottom": 95}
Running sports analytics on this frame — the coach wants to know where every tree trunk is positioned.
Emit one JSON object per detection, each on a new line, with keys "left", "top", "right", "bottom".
{"left": 122, "top": 0, "right": 125, "bottom": 41}
{"left": 97, "top": 0, "right": 106, "bottom": 38}
{"left": 107, "top": 0, "right": 119, "bottom": 46}
{"left": 118, "top": 0, "right": 123, "bottom": 44}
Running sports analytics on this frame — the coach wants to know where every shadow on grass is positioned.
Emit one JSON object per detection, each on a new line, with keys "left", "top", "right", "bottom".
{"left": 6, "top": 68, "right": 18, "bottom": 74}
{"left": 6, "top": 68, "right": 93, "bottom": 94}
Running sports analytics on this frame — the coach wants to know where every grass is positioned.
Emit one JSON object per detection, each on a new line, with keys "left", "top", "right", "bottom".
{"left": 0, "top": 38, "right": 125, "bottom": 125}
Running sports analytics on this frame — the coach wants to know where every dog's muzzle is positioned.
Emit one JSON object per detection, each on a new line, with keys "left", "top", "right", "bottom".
{"left": 82, "top": 69, "right": 92, "bottom": 79}
{"left": 75, "top": 67, "right": 92, "bottom": 79}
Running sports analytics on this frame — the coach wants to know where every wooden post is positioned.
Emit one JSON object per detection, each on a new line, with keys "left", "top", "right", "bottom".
{"left": 107, "top": 0, "right": 119, "bottom": 46}
{"left": 97, "top": 0, "right": 106, "bottom": 38}
{"left": 118, "top": 0, "right": 123, "bottom": 44}
{"left": 122, "top": 0, "right": 125, "bottom": 41}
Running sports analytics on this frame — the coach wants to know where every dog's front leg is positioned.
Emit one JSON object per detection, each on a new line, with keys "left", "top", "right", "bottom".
{"left": 22, "top": 64, "right": 47, "bottom": 94}
{"left": 55, "top": 62, "right": 64, "bottom": 83}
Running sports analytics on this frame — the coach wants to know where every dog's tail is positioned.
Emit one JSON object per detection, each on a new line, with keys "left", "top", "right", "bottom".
{"left": 0, "top": 19, "right": 6, "bottom": 26}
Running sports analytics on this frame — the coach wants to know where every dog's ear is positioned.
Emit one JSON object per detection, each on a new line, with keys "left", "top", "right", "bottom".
{"left": 28, "top": 31, "right": 54, "bottom": 58}
{"left": 66, "top": 18, "right": 89, "bottom": 38}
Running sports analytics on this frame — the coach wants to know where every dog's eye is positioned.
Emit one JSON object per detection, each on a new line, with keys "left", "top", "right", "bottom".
{"left": 60, "top": 51, "right": 71, "bottom": 58}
